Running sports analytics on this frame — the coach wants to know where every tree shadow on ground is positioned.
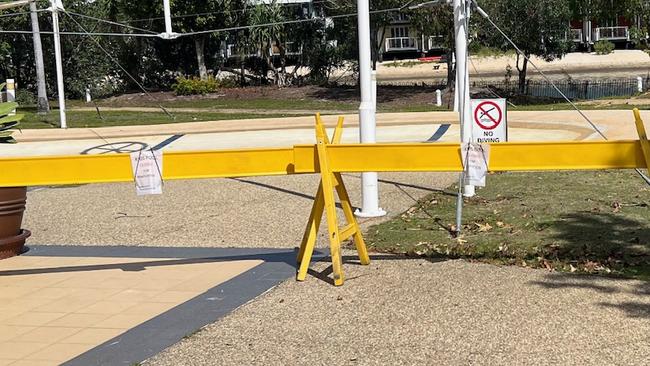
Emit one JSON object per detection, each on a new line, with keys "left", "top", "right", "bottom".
{"left": 543, "top": 212, "right": 650, "bottom": 269}
{"left": 307, "top": 253, "right": 447, "bottom": 286}
{"left": 529, "top": 212, "right": 650, "bottom": 318}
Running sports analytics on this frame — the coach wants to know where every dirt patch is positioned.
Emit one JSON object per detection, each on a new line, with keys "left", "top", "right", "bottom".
{"left": 96, "top": 85, "right": 449, "bottom": 109}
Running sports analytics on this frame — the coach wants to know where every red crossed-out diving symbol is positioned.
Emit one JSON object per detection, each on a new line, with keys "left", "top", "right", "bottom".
{"left": 474, "top": 101, "right": 502, "bottom": 130}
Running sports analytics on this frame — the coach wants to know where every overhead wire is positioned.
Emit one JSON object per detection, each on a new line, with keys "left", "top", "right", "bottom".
{"left": 121, "top": 0, "right": 336, "bottom": 24}
{"left": 468, "top": 56, "right": 515, "bottom": 106}
{"left": 65, "top": 10, "right": 159, "bottom": 34}
{"left": 62, "top": 10, "right": 174, "bottom": 120}
{"left": 0, "top": 6, "right": 403, "bottom": 38}
{"left": 0, "top": 8, "right": 49, "bottom": 19}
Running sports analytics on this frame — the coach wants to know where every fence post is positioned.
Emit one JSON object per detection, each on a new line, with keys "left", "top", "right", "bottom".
{"left": 6, "top": 79, "right": 15, "bottom": 116}
{"left": 436, "top": 89, "right": 442, "bottom": 107}
{"left": 584, "top": 80, "right": 589, "bottom": 100}
{"left": 638, "top": 76, "right": 644, "bottom": 93}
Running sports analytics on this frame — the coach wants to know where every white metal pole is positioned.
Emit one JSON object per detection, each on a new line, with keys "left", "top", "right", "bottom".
{"left": 454, "top": 0, "right": 472, "bottom": 234}
{"left": 452, "top": 52, "right": 459, "bottom": 112}
{"left": 355, "top": 0, "right": 385, "bottom": 218}
{"left": 454, "top": 0, "right": 474, "bottom": 198}
{"left": 50, "top": 0, "right": 66, "bottom": 129}
{"left": 163, "top": 0, "right": 173, "bottom": 35}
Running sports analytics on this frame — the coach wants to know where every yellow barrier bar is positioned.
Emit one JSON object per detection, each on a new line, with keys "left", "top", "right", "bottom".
{"left": 0, "top": 140, "right": 646, "bottom": 187}
{"left": 0, "top": 147, "right": 296, "bottom": 187}
{"left": 293, "top": 140, "right": 646, "bottom": 173}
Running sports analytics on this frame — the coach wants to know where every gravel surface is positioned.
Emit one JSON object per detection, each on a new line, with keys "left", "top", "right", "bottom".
{"left": 24, "top": 172, "right": 456, "bottom": 248}
{"left": 145, "top": 254, "right": 650, "bottom": 366}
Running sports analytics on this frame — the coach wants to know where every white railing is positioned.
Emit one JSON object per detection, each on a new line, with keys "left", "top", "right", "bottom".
{"left": 570, "top": 28, "right": 583, "bottom": 42}
{"left": 226, "top": 44, "right": 259, "bottom": 58}
{"left": 593, "top": 26, "right": 629, "bottom": 41}
{"left": 385, "top": 37, "right": 418, "bottom": 51}
{"left": 427, "top": 35, "right": 444, "bottom": 50}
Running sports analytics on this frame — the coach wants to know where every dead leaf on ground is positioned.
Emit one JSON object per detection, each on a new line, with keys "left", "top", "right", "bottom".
{"left": 475, "top": 222, "right": 493, "bottom": 232}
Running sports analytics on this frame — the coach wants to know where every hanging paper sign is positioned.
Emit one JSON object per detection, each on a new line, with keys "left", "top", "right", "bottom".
{"left": 461, "top": 143, "right": 491, "bottom": 187}
{"left": 130, "top": 149, "right": 163, "bottom": 196}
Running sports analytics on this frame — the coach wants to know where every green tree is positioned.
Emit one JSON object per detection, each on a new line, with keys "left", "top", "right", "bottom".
{"left": 170, "top": 0, "right": 241, "bottom": 80}
{"left": 408, "top": 4, "right": 455, "bottom": 88}
{"left": 480, "top": 0, "right": 572, "bottom": 93}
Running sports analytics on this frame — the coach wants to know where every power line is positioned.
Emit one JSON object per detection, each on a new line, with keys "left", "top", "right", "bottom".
{"left": 0, "top": 29, "right": 160, "bottom": 37}
{"left": 62, "top": 10, "right": 174, "bottom": 119}
{"left": 0, "top": 8, "right": 48, "bottom": 19}
{"left": 121, "top": 0, "right": 333, "bottom": 24}
{"left": 183, "top": 7, "right": 402, "bottom": 36}
{"left": 65, "top": 10, "right": 159, "bottom": 34}
{"left": 0, "top": 6, "right": 402, "bottom": 38}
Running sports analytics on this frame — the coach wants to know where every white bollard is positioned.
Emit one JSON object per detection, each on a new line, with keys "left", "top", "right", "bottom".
{"left": 638, "top": 76, "right": 643, "bottom": 93}
{"left": 85, "top": 88, "right": 92, "bottom": 103}
{"left": 436, "top": 89, "right": 442, "bottom": 107}
{"left": 6, "top": 79, "right": 16, "bottom": 115}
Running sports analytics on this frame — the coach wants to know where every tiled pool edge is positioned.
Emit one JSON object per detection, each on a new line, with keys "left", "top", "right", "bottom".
{"left": 19, "top": 245, "right": 325, "bottom": 366}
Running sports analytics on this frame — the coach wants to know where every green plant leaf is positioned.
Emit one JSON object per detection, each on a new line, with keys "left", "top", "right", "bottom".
{"left": 0, "top": 114, "right": 24, "bottom": 125}
{"left": 0, "top": 130, "right": 14, "bottom": 138}
{"left": 0, "top": 102, "right": 18, "bottom": 117}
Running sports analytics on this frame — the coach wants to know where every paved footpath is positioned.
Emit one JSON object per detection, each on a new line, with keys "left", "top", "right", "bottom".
{"left": 6, "top": 110, "right": 650, "bottom": 365}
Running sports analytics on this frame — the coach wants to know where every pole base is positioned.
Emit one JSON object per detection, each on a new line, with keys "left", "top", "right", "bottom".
{"left": 462, "top": 184, "right": 476, "bottom": 198}
{"left": 354, "top": 207, "right": 387, "bottom": 218}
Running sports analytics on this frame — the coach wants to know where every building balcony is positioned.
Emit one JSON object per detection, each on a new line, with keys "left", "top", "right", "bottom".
{"left": 385, "top": 37, "right": 418, "bottom": 52}
{"left": 427, "top": 35, "right": 444, "bottom": 50}
{"left": 593, "top": 26, "right": 629, "bottom": 42}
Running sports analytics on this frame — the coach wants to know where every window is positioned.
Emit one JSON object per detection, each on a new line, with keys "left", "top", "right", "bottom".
{"left": 390, "top": 27, "right": 409, "bottom": 38}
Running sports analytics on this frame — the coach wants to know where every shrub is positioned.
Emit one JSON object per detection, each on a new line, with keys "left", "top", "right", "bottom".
{"left": 15, "top": 89, "right": 35, "bottom": 106}
{"left": 172, "top": 75, "right": 237, "bottom": 95}
{"left": 594, "top": 40, "right": 614, "bottom": 55}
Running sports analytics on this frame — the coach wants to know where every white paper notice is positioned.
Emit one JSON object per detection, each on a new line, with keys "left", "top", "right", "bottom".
{"left": 130, "top": 149, "right": 163, "bottom": 196}
{"left": 460, "top": 143, "right": 490, "bottom": 187}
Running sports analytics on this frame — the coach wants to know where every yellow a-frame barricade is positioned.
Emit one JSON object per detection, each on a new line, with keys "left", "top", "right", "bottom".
{"left": 634, "top": 109, "right": 650, "bottom": 175}
{"left": 296, "top": 114, "right": 370, "bottom": 286}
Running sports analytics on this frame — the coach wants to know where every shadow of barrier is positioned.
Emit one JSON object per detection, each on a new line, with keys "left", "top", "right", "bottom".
{"left": 1, "top": 110, "right": 650, "bottom": 286}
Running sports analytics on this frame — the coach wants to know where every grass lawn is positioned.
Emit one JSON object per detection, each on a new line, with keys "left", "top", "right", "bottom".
{"left": 19, "top": 109, "right": 297, "bottom": 129}
{"left": 366, "top": 170, "right": 650, "bottom": 280}
{"left": 66, "top": 97, "right": 361, "bottom": 111}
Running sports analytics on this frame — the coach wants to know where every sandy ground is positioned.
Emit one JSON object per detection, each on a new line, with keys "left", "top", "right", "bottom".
{"left": 375, "top": 50, "right": 650, "bottom": 82}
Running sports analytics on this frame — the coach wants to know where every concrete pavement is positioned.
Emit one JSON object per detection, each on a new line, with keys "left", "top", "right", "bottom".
{"left": 4, "top": 109, "right": 643, "bottom": 157}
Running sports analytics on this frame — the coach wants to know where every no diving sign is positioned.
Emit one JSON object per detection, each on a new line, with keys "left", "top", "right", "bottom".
{"left": 470, "top": 99, "right": 508, "bottom": 143}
